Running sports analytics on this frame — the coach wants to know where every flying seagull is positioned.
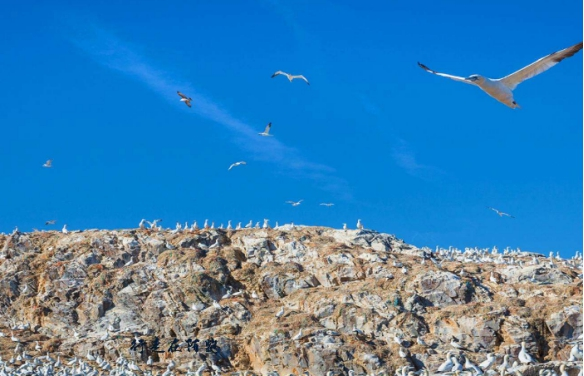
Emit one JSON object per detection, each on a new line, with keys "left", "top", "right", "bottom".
{"left": 177, "top": 91, "right": 193, "bottom": 108}
{"left": 320, "top": 203, "right": 334, "bottom": 207}
{"left": 418, "top": 41, "right": 583, "bottom": 108}
{"left": 286, "top": 200, "right": 303, "bottom": 207}
{"left": 488, "top": 207, "right": 515, "bottom": 218}
{"left": 43, "top": 160, "right": 52, "bottom": 168}
{"left": 259, "top": 122, "right": 273, "bottom": 137}
{"left": 228, "top": 161, "right": 246, "bottom": 171}
{"left": 45, "top": 220, "right": 56, "bottom": 225}
{"left": 271, "top": 71, "right": 310, "bottom": 85}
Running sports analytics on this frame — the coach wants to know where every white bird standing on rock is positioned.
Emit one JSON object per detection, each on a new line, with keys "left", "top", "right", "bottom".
{"left": 263, "top": 219, "right": 270, "bottom": 229}
{"left": 271, "top": 70, "right": 310, "bottom": 85}
{"left": 490, "top": 272, "right": 498, "bottom": 284}
{"left": 245, "top": 220, "right": 252, "bottom": 228}
{"left": 479, "top": 353, "right": 495, "bottom": 370}
{"left": 437, "top": 352, "right": 454, "bottom": 372}
{"left": 213, "top": 300, "right": 222, "bottom": 310}
{"left": 417, "top": 41, "right": 583, "bottom": 108}
{"left": 62, "top": 225, "right": 68, "bottom": 234}
{"left": 139, "top": 219, "right": 146, "bottom": 229}
{"left": 292, "top": 329, "right": 303, "bottom": 340}
{"left": 276, "top": 307, "right": 285, "bottom": 318}
{"left": 343, "top": 223, "right": 347, "bottom": 231}
{"left": 10, "top": 332, "right": 19, "bottom": 342}
{"left": 518, "top": 341, "right": 537, "bottom": 364}
{"left": 451, "top": 356, "right": 463, "bottom": 372}
{"left": 227, "top": 220, "right": 232, "bottom": 230}
{"left": 236, "top": 222, "right": 242, "bottom": 230}
{"left": 357, "top": 219, "right": 364, "bottom": 230}
{"left": 498, "top": 354, "right": 510, "bottom": 373}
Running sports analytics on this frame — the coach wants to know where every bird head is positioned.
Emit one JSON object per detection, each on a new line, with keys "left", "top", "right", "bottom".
{"left": 465, "top": 74, "right": 484, "bottom": 83}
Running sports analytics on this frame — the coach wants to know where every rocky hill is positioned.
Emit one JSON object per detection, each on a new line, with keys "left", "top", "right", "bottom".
{"left": 0, "top": 226, "right": 581, "bottom": 375}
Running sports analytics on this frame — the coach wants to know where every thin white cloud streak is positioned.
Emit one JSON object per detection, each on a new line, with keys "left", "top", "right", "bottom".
{"left": 391, "top": 138, "right": 444, "bottom": 180}
{"left": 69, "top": 23, "right": 351, "bottom": 198}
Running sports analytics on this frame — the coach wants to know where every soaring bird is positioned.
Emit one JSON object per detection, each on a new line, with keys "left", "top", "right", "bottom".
{"left": 45, "top": 220, "right": 56, "bottom": 225}
{"left": 320, "top": 203, "right": 334, "bottom": 207}
{"left": 43, "top": 160, "right": 52, "bottom": 168}
{"left": 488, "top": 207, "right": 515, "bottom": 218}
{"left": 177, "top": 91, "right": 193, "bottom": 107}
{"left": 286, "top": 200, "right": 303, "bottom": 207}
{"left": 418, "top": 41, "right": 583, "bottom": 108}
{"left": 228, "top": 161, "right": 246, "bottom": 171}
{"left": 271, "top": 71, "right": 310, "bottom": 85}
{"left": 259, "top": 122, "right": 273, "bottom": 137}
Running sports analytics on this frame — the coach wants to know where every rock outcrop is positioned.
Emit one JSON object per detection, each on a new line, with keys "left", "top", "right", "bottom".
{"left": 0, "top": 227, "right": 581, "bottom": 375}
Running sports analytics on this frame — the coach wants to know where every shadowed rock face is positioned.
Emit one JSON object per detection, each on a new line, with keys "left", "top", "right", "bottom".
{"left": 0, "top": 227, "right": 581, "bottom": 375}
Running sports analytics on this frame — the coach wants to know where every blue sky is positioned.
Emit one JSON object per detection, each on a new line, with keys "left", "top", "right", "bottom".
{"left": 0, "top": 1, "right": 582, "bottom": 257}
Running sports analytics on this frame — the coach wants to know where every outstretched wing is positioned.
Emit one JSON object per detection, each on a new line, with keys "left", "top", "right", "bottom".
{"left": 498, "top": 41, "right": 583, "bottom": 90}
{"left": 185, "top": 100, "right": 192, "bottom": 108}
{"left": 502, "top": 213, "right": 515, "bottom": 218}
{"left": 418, "top": 62, "right": 476, "bottom": 85}
{"left": 294, "top": 75, "right": 310, "bottom": 85}
{"left": 264, "top": 122, "right": 272, "bottom": 134}
{"left": 177, "top": 91, "right": 187, "bottom": 99}
{"left": 271, "top": 71, "right": 286, "bottom": 78}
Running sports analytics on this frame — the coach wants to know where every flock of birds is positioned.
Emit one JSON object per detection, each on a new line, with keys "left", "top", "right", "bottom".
{"left": 34, "top": 40, "right": 584, "bottom": 235}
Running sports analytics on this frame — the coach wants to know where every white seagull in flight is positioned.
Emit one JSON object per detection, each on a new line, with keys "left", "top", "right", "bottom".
{"left": 259, "top": 122, "right": 273, "bottom": 137}
{"left": 43, "top": 160, "right": 52, "bottom": 168}
{"left": 271, "top": 71, "right": 310, "bottom": 85}
{"left": 418, "top": 41, "right": 583, "bottom": 108}
{"left": 228, "top": 161, "right": 246, "bottom": 171}
{"left": 488, "top": 207, "right": 515, "bottom": 218}
{"left": 286, "top": 200, "right": 303, "bottom": 207}
{"left": 320, "top": 203, "right": 334, "bottom": 207}
{"left": 177, "top": 91, "right": 193, "bottom": 108}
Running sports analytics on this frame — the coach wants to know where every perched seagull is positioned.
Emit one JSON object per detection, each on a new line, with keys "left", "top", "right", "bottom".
{"left": 479, "top": 353, "right": 495, "bottom": 370}
{"left": 45, "top": 220, "right": 56, "bottom": 225}
{"left": 320, "top": 203, "right": 334, "bottom": 207}
{"left": 259, "top": 122, "right": 273, "bottom": 137}
{"left": 147, "top": 219, "right": 162, "bottom": 229}
{"left": 43, "top": 159, "right": 52, "bottom": 168}
{"left": 177, "top": 91, "right": 193, "bottom": 107}
{"left": 139, "top": 219, "right": 146, "bottom": 229}
{"left": 488, "top": 207, "right": 515, "bottom": 218}
{"left": 418, "top": 41, "right": 583, "bottom": 108}
{"left": 343, "top": 223, "right": 347, "bottom": 230}
{"left": 437, "top": 352, "right": 454, "bottom": 372}
{"left": 275, "top": 307, "right": 285, "bottom": 318}
{"left": 357, "top": 219, "right": 364, "bottom": 230}
{"left": 271, "top": 71, "right": 310, "bottom": 85}
{"left": 245, "top": 220, "right": 252, "bottom": 228}
{"left": 292, "top": 329, "right": 303, "bottom": 340}
{"left": 286, "top": 200, "right": 303, "bottom": 207}
{"left": 229, "top": 161, "right": 246, "bottom": 171}
{"left": 518, "top": 342, "right": 537, "bottom": 364}
{"left": 489, "top": 271, "right": 498, "bottom": 284}
{"left": 450, "top": 337, "right": 464, "bottom": 350}
{"left": 62, "top": 225, "right": 68, "bottom": 234}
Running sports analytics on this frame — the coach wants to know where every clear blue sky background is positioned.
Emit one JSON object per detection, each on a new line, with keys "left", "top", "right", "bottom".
{"left": 0, "top": 1, "right": 582, "bottom": 257}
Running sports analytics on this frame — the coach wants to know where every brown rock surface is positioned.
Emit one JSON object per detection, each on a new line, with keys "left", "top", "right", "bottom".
{"left": 0, "top": 227, "right": 581, "bottom": 375}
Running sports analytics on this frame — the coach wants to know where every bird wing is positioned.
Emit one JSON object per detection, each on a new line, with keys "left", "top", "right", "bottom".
{"left": 271, "top": 71, "right": 287, "bottom": 78}
{"left": 228, "top": 164, "right": 234, "bottom": 170}
{"left": 177, "top": 91, "right": 187, "bottom": 99}
{"left": 498, "top": 42, "right": 583, "bottom": 90}
{"left": 185, "top": 100, "right": 192, "bottom": 108}
{"left": 418, "top": 62, "right": 476, "bottom": 85}
{"left": 264, "top": 122, "right": 272, "bottom": 133}
{"left": 294, "top": 75, "right": 310, "bottom": 85}
{"left": 488, "top": 207, "right": 499, "bottom": 214}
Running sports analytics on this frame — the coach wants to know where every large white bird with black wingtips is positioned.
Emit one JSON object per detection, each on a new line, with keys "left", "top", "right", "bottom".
{"left": 177, "top": 91, "right": 193, "bottom": 108}
{"left": 228, "top": 161, "right": 246, "bottom": 171}
{"left": 488, "top": 207, "right": 515, "bottom": 218}
{"left": 259, "top": 122, "right": 273, "bottom": 137}
{"left": 286, "top": 200, "right": 303, "bottom": 207}
{"left": 418, "top": 41, "right": 583, "bottom": 108}
{"left": 271, "top": 71, "right": 310, "bottom": 85}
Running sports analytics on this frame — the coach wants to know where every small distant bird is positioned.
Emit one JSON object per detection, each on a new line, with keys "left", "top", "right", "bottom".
{"left": 286, "top": 200, "right": 303, "bottom": 207}
{"left": 417, "top": 41, "right": 583, "bottom": 108}
{"left": 343, "top": 223, "right": 347, "bottom": 230}
{"left": 43, "top": 160, "right": 52, "bottom": 168}
{"left": 357, "top": 219, "right": 364, "bottom": 230}
{"left": 147, "top": 219, "right": 162, "bottom": 229}
{"left": 245, "top": 220, "right": 252, "bottom": 228}
{"left": 320, "top": 203, "right": 334, "bottom": 207}
{"left": 489, "top": 271, "right": 498, "bottom": 284}
{"left": 488, "top": 207, "right": 515, "bottom": 218}
{"left": 177, "top": 91, "right": 193, "bottom": 107}
{"left": 45, "top": 220, "right": 56, "bottom": 225}
{"left": 271, "top": 71, "right": 310, "bottom": 85}
{"left": 259, "top": 122, "right": 273, "bottom": 136}
{"left": 139, "top": 219, "right": 146, "bottom": 229}
{"left": 62, "top": 225, "right": 68, "bottom": 234}
{"left": 275, "top": 307, "right": 285, "bottom": 318}
{"left": 229, "top": 161, "right": 247, "bottom": 171}
{"left": 292, "top": 329, "right": 303, "bottom": 340}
